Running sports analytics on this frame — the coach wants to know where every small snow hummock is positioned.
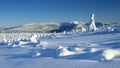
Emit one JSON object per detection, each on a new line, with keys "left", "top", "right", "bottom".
{"left": 12, "top": 44, "right": 25, "bottom": 48}
{"left": 35, "top": 52, "right": 41, "bottom": 57}
{"left": 56, "top": 46, "right": 75, "bottom": 57}
{"left": 30, "top": 34, "right": 38, "bottom": 43}
{"left": 102, "top": 49, "right": 120, "bottom": 61}
{"left": 32, "top": 51, "right": 41, "bottom": 57}
{"left": 18, "top": 41, "right": 29, "bottom": 45}
{"left": 40, "top": 41, "right": 48, "bottom": 45}
{"left": 90, "top": 48, "right": 101, "bottom": 52}
{"left": 36, "top": 40, "right": 48, "bottom": 47}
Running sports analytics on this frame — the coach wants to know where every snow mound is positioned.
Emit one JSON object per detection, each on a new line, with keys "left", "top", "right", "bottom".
{"left": 68, "top": 46, "right": 86, "bottom": 54}
{"left": 33, "top": 52, "right": 41, "bottom": 57}
{"left": 90, "top": 48, "right": 102, "bottom": 52}
{"left": 30, "top": 34, "right": 38, "bottom": 43}
{"left": 102, "top": 49, "right": 120, "bottom": 61}
{"left": 39, "top": 41, "right": 48, "bottom": 46}
{"left": 56, "top": 46, "right": 75, "bottom": 57}
{"left": 18, "top": 41, "right": 29, "bottom": 45}
{"left": 36, "top": 40, "right": 48, "bottom": 47}
{"left": 32, "top": 51, "right": 41, "bottom": 57}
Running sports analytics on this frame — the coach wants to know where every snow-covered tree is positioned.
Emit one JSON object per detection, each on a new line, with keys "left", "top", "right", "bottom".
{"left": 89, "top": 14, "right": 98, "bottom": 31}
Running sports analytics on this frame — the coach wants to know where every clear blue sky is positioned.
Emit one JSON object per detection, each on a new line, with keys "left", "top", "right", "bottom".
{"left": 0, "top": 0, "right": 120, "bottom": 27}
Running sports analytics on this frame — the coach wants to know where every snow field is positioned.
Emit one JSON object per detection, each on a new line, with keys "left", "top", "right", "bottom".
{"left": 0, "top": 31, "right": 120, "bottom": 62}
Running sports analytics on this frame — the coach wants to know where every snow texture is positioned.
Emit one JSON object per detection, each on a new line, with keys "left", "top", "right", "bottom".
{"left": 0, "top": 27, "right": 120, "bottom": 68}
{"left": 0, "top": 17, "right": 120, "bottom": 68}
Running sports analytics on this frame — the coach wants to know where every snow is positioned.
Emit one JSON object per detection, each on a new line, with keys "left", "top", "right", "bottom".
{"left": 30, "top": 34, "right": 38, "bottom": 43}
{"left": 18, "top": 41, "right": 29, "bottom": 45}
{"left": 32, "top": 52, "right": 41, "bottom": 57}
{"left": 56, "top": 46, "right": 75, "bottom": 57}
{"left": 72, "top": 21, "right": 80, "bottom": 24}
{"left": 102, "top": 49, "right": 120, "bottom": 60}
{"left": 0, "top": 22, "right": 120, "bottom": 68}
{"left": 89, "top": 14, "right": 98, "bottom": 31}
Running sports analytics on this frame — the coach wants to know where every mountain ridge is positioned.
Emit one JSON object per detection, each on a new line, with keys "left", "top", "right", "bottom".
{"left": 0, "top": 21, "right": 119, "bottom": 33}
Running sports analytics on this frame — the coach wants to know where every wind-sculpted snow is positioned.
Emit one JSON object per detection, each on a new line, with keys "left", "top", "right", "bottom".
{"left": 0, "top": 30, "right": 120, "bottom": 68}
{"left": 102, "top": 49, "right": 120, "bottom": 61}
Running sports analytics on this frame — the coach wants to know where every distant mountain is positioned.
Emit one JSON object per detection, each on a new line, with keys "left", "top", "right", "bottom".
{"left": 0, "top": 23, "right": 60, "bottom": 33}
{"left": 51, "top": 21, "right": 87, "bottom": 32}
{"left": 0, "top": 21, "right": 119, "bottom": 33}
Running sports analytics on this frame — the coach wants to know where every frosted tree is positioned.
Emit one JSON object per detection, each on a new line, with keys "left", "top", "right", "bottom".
{"left": 89, "top": 14, "right": 98, "bottom": 31}
{"left": 30, "top": 34, "right": 38, "bottom": 43}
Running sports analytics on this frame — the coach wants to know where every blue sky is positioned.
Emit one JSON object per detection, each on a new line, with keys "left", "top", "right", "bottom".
{"left": 0, "top": 0, "right": 120, "bottom": 27}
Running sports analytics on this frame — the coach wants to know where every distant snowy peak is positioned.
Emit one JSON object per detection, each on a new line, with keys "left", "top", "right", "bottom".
{"left": 71, "top": 21, "right": 85, "bottom": 24}
{"left": 0, "top": 21, "right": 119, "bottom": 33}
{"left": 25, "top": 23, "right": 37, "bottom": 26}
{"left": 24, "top": 22, "right": 58, "bottom": 25}
{"left": 72, "top": 21, "right": 80, "bottom": 24}
{"left": 0, "top": 23, "right": 61, "bottom": 33}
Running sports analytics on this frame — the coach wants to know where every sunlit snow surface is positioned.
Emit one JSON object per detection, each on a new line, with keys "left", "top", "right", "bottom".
{"left": 0, "top": 31, "right": 120, "bottom": 68}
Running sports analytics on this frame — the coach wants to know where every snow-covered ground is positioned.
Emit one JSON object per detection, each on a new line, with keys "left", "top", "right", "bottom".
{"left": 0, "top": 30, "right": 120, "bottom": 68}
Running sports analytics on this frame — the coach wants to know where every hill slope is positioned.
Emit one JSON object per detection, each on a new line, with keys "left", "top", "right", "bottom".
{"left": 0, "top": 22, "right": 119, "bottom": 33}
